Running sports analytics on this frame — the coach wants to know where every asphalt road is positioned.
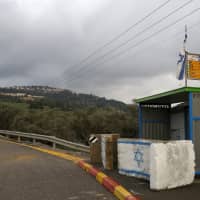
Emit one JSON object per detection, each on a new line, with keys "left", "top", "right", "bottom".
{"left": 0, "top": 139, "right": 115, "bottom": 200}
{"left": 104, "top": 169, "right": 200, "bottom": 200}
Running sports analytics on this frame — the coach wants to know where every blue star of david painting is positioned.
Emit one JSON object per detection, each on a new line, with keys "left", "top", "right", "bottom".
{"left": 134, "top": 148, "right": 144, "bottom": 168}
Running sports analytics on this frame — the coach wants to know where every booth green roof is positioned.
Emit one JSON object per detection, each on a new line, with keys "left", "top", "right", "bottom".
{"left": 135, "top": 87, "right": 200, "bottom": 104}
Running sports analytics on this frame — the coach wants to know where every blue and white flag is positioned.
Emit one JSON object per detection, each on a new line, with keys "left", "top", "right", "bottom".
{"left": 176, "top": 49, "right": 186, "bottom": 80}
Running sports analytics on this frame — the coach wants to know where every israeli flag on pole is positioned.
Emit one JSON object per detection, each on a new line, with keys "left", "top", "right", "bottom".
{"left": 176, "top": 49, "right": 186, "bottom": 80}
{"left": 176, "top": 25, "right": 188, "bottom": 80}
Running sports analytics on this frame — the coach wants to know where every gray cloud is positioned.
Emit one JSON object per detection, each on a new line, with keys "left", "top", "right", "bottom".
{"left": 0, "top": 0, "right": 200, "bottom": 103}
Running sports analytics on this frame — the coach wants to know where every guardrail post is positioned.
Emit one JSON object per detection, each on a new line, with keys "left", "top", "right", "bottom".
{"left": 6, "top": 135, "right": 9, "bottom": 139}
{"left": 17, "top": 136, "right": 21, "bottom": 142}
{"left": 33, "top": 138, "right": 36, "bottom": 145}
{"left": 52, "top": 142, "right": 56, "bottom": 149}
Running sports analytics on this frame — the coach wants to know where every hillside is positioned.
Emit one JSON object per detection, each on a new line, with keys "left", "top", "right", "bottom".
{"left": 0, "top": 86, "right": 138, "bottom": 144}
{"left": 0, "top": 86, "right": 128, "bottom": 111}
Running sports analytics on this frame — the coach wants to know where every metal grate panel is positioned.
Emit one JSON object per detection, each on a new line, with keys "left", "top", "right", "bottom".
{"left": 193, "top": 120, "right": 200, "bottom": 172}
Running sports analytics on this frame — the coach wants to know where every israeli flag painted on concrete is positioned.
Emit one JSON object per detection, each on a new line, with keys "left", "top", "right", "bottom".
{"left": 177, "top": 49, "right": 186, "bottom": 80}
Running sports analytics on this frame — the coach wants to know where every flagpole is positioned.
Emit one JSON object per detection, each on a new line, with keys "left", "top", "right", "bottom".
{"left": 184, "top": 25, "right": 188, "bottom": 87}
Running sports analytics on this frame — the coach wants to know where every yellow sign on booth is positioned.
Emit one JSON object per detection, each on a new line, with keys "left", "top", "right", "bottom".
{"left": 188, "top": 60, "right": 200, "bottom": 79}
{"left": 187, "top": 53, "right": 200, "bottom": 80}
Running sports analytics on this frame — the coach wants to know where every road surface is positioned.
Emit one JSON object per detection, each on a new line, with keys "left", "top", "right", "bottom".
{"left": 104, "top": 169, "right": 200, "bottom": 200}
{"left": 0, "top": 139, "right": 115, "bottom": 200}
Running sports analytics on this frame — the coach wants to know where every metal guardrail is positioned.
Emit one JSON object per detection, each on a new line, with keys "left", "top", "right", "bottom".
{"left": 0, "top": 130, "right": 90, "bottom": 153}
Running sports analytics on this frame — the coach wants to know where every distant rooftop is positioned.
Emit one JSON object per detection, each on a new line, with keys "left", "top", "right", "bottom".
{"left": 134, "top": 87, "right": 200, "bottom": 104}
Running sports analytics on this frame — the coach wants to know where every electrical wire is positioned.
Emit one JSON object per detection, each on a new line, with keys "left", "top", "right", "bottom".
{"left": 65, "top": 8, "right": 200, "bottom": 86}
{"left": 63, "top": 1, "right": 194, "bottom": 84}
{"left": 66, "top": 0, "right": 193, "bottom": 79}
{"left": 64, "top": 0, "right": 172, "bottom": 75}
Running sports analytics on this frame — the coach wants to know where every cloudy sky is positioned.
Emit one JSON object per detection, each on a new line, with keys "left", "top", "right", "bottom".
{"left": 0, "top": 0, "right": 200, "bottom": 103}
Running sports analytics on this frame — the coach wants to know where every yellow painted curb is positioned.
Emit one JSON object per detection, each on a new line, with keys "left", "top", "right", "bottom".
{"left": 96, "top": 172, "right": 108, "bottom": 184}
{"left": 0, "top": 138, "right": 140, "bottom": 200}
{"left": 83, "top": 162, "right": 93, "bottom": 171}
{"left": 0, "top": 138, "right": 83, "bottom": 163}
{"left": 114, "top": 185, "right": 132, "bottom": 200}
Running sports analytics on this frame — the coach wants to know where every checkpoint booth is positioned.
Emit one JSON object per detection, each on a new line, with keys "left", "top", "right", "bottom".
{"left": 135, "top": 87, "right": 200, "bottom": 175}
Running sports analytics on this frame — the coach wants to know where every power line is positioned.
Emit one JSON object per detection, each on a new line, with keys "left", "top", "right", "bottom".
{"left": 65, "top": 8, "right": 200, "bottom": 86}
{"left": 64, "top": 0, "right": 171, "bottom": 75}
{"left": 64, "top": 0, "right": 194, "bottom": 84}
{"left": 67, "top": 0, "right": 192, "bottom": 79}
{"left": 105, "top": 8, "right": 200, "bottom": 66}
